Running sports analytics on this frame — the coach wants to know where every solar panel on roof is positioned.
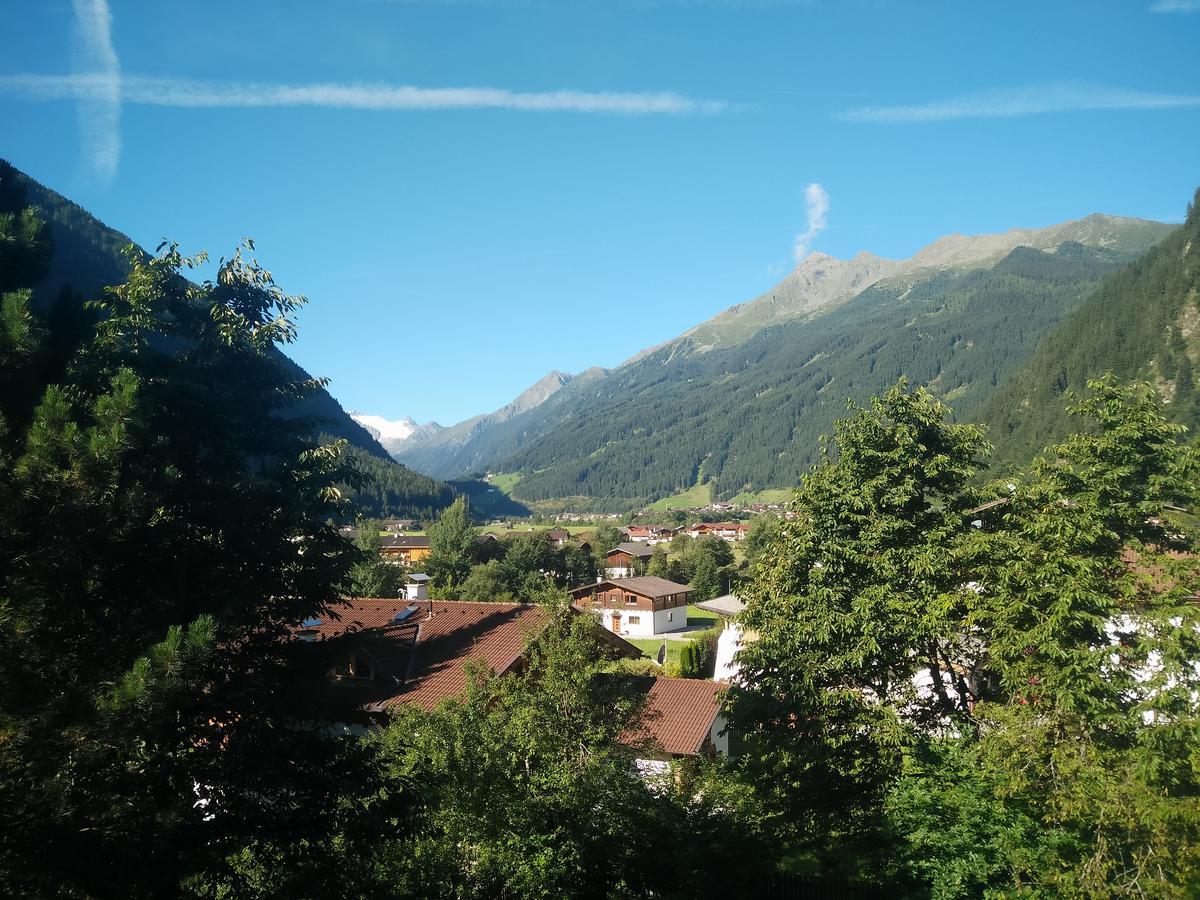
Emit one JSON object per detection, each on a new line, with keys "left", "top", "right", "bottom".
{"left": 393, "top": 604, "right": 420, "bottom": 623}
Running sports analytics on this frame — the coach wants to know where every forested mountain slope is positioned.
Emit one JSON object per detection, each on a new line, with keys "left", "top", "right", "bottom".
{"left": 382, "top": 214, "right": 1171, "bottom": 498}
{"left": 3, "top": 160, "right": 454, "bottom": 519}
{"left": 983, "top": 189, "right": 1200, "bottom": 463}
{"left": 496, "top": 235, "right": 1171, "bottom": 510}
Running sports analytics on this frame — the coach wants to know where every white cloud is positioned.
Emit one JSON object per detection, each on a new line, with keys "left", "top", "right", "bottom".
{"left": 126, "top": 76, "right": 724, "bottom": 115}
{"left": 70, "top": 0, "right": 120, "bottom": 183}
{"left": 0, "top": 70, "right": 725, "bottom": 180}
{"left": 793, "top": 182, "right": 828, "bottom": 263}
{"left": 838, "top": 81, "right": 1200, "bottom": 124}
{"left": 1149, "top": 0, "right": 1200, "bottom": 11}
{"left": 2, "top": 1, "right": 726, "bottom": 180}
{"left": 0, "top": 72, "right": 726, "bottom": 115}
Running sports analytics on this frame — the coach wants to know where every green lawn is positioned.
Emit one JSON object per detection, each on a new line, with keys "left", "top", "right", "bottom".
{"left": 686, "top": 604, "right": 720, "bottom": 627}
{"left": 478, "top": 523, "right": 598, "bottom": 537}
{"left": 647, "top": 479, "right": 713, "bottom": 511}
{"left": 624, "top": 638, "right": 685, "bottom": 667}
{"left": 487, "top": 472, "right": 522, "bottom": 494}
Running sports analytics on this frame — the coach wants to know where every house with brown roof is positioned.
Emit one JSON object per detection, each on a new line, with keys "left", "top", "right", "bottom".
{"left": 621, "top": 677, "right": 729, "bottom": 776}
{"left": 570, "top": 576, "right": 692, "bottom": 637}
{"left": 295, "top": 597, "right": 641, "bottom": 724}
{"left": 293, "top": 597, "right": 734, "bottom": 775}
{"left": 545, "top": 528, "right": 571, "bottom": 546}
{"left": 380, "top": 535, "right": 430, "bottom": 566}
{"left": 685, "top": 522, "right": 748, "bottom": 542}
{"left": 622, "top": 525, "right": 676, "bottom": 545}
{"left": 605, "top": 542, "right": 655, "bottom": 578}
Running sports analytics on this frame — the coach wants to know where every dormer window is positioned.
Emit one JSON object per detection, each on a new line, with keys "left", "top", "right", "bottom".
{"left": 352, "top": 657, "right": 373, "bottom": 679}
{"left": 334, "top": 655, "right": 374, "bottom": 680}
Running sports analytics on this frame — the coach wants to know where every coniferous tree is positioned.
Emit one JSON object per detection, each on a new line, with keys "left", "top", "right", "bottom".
{"left": 0, "top": 234, "right": 396, "bottom": 895}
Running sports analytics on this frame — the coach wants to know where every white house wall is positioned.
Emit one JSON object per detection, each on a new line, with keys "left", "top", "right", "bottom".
{"left": 709, "top": 713, "right": 730, "bottom": 756}
{"left": 592, "top": 606, "right": 687, "bottom": 637}
{"left": 713, "top": 623, "right": 743, "bottom": 682}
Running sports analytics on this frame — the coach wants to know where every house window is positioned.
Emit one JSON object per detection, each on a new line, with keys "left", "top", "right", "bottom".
{"left": 625, "top": 594, "right": 638, "bottom": 605}
{"left": 628, "top": 615, "right": 641, "bottom": 624}
{"left": 667, "top": 611, "right": 674, "bottom": 622}
{"left": 336, "top": 655, "right": 374, "bottom": 680}
{"left": 352, "top": 657, "right": 374, "bottom": 679}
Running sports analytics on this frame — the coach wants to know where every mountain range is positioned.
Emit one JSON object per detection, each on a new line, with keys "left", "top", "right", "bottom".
{"left": 364, "top": 209, "right": 1184, "bottom": 510}
{"left": 20, "top": 157, "right": 1196, "bottom": 517}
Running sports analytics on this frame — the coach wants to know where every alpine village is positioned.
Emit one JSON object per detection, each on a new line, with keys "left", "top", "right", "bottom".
{"left": 2, "top": 3, "right": 1200, "bottom": 898}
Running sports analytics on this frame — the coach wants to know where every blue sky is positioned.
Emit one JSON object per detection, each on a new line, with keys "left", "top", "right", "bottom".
{"left": 2, "top": 1, "right": 1198, "bottom": 424}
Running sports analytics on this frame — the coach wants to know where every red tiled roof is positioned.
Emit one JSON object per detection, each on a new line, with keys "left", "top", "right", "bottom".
{"left": 299, "top": 597, "right": 416, "bottom": 637}
{"left": 299, "top": 599, "right": 640, "bottom": 715}
{"left": 300, "top": 599, "right": 548, "bottom": 712}
{"left": 622, "top": 677, "right": 725, "bottom": 757}
{"left": 387, "top": 602, "right": 550, "bottom": 710}
{"left": 1120, "top": 547, "right": 1200, "bottom": 599}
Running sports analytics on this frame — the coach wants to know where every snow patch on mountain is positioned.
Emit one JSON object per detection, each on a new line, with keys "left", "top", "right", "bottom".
{"left": 349, "top": 413, "right": 445, "bottom": 454}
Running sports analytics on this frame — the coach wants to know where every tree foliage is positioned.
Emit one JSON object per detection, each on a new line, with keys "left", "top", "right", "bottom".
{"left": 426, "top": 496, "right": 477, "bottom": 592}
{"left": 0, "top": 212, "right": 392, "bottom": 894}
{"left": 728, "top": 375, "right": 1200, "bottom": 895}
{"left": 345, "top": 518, "right": 405, "bottom": 598}
{"left": 371, "top": 607, "right": 773, "bottom": 898}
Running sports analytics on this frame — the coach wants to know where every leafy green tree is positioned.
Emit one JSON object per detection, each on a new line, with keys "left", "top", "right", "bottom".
{"left": 883, "top": 740, "right": 1051, "bottom": 899}
{"left": 731, "top": 375, "right": 1200, "bottom": 895}
{"left": 669, "top": 532, "right": 693, "bottom": 557}
{"left": 646, "top": 547, "right": 671, "bottom": 579}
{"left": 743, "top": 515, "right": 782, "bottom": 571}
{"left": 0, "top": 234, "right": 392, "bottom": 896}
{"left": 502, "top": 533, "right": 554, "bottom": 585}
{"left": 964, "top": 376, "right": 1200, "bottom": 896}
{"left": 696, "top": 535, "right": 735, "bottom": 570}
{"left": 426, "top": 496, "right": 476, "bottom": 593}
{"left": 345, "top": 518, "right": 404, "bottom": 598}
{"left": 459, "top": 559, "right": 515, "bottom": 601}
{"left": 561, "top": 540, "right": 597, "bottom": 587}
{"left": 727, "top": 381, "right": 989, "bottom": 858}
{"left": 590, "top": 522, "right": 624, "bottom": 567}
{"left": 371, "top": 608, "right": 665, "bottom": 898}
{"left": 690, "top": 552, "right": 723, "bottom": 601}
